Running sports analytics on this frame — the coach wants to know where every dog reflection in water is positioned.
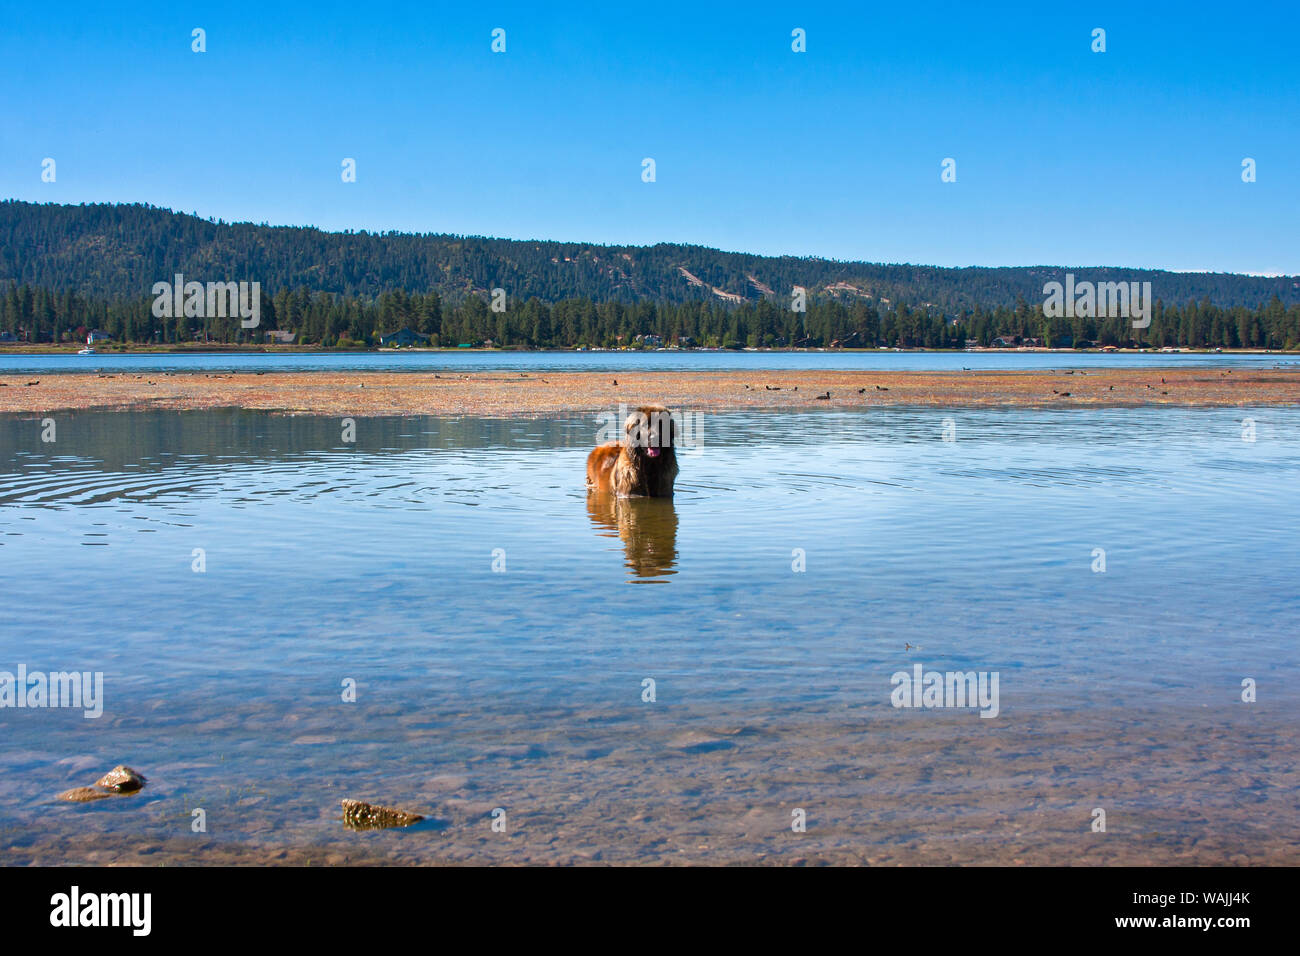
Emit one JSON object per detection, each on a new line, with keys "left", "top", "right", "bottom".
{"left": 587, "top": 493, "right": 679, "bottom": 579}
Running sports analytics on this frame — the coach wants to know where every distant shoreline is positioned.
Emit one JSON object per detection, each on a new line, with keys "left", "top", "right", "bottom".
{"left": 3, "top": 367, "right": 1297, "bottom": 417}
{"left": 0, "top": 344, "right": 1290, "bottom": 356}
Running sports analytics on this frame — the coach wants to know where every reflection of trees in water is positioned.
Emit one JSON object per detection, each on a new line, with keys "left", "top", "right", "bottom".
{"left": 587, "top": 492, "right": 678, "bottom": 579}
{"left": 0, "top": 409, "right": 595, "bottom": 472}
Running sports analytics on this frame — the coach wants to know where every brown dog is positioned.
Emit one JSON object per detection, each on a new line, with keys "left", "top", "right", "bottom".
{"left": 586, "top": 404, "right": 679, "bottom": 497}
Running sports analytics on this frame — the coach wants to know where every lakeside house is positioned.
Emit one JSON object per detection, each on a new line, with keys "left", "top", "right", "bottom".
{"left": 379, "top": 328, "right": 430, "bottom": 347}
{"left": 0, "top": 331, "right": 16, "bottom": 343}
{"left": 88, "top": 329, "right": 112, "bottom": 343}
{"left": 264, "top": 330, "right": 296, "bottom": 344}
{"left": 991, "top": 336, "right": 1019, "bottom": 348}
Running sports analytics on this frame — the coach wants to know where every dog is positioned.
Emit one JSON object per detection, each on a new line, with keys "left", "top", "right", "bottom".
{"left": 586, "top": 404, "right": 678, "bottom": 497}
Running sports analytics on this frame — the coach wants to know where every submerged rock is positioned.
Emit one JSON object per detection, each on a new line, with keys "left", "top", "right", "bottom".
{"left": 57, "top": 786, "right": 114, "bottom": 803}
{"left": 57, "top": 765, "right": 147, "bottom": 802}
{"left": 95, "top": 765, "right": 147, "bottom": 793}
{"left": 341, "top": 799, "right": 424, "bottom": 830}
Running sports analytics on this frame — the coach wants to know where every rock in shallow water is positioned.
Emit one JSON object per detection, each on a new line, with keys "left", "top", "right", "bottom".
{"left": 57, "top": 786, "right": 114, "bottom": 803}
{"left": 95, "top": 765, "right": 147, "bottom": 793}
{"left": 341, "top": 799, "right": 424, "bottom": 830}
{"left": 57, "top": 765, "right": 147, "bottom": 802}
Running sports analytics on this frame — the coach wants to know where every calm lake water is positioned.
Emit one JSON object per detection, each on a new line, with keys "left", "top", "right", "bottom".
{"left": 1, "top": 406, "right": 1298, "bottom": 864}
{"left": 1, "top": 349, "right": 1295, "bottom": 375}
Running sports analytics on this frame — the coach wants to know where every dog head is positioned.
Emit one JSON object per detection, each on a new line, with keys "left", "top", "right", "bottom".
{"left": 624, "top": 405, "right": 676, "bottom": 462}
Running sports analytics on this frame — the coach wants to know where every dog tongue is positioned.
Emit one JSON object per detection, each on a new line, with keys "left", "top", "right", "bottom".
{"left": 646, "top": 447, "right": 661, "bottom": 458}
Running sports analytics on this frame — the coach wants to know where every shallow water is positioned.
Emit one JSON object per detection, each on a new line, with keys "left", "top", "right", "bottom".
{"left": 1, "top": 406, "right": 1297, "bottom": 864}
{"left": 1, "top": 349, "right": 1294, "bottom": 375}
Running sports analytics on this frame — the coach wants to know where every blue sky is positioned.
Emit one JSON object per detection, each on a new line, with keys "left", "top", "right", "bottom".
{"left": 1, "top": 1, "right": 1295, "bottom": 273}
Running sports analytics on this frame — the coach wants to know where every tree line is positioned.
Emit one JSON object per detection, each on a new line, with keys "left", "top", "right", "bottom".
{"left": 5, "top": 282, "right": 1298, "bottom": 350}
{"left": 4, "top": 200, "right": 1299, "bottom": 313}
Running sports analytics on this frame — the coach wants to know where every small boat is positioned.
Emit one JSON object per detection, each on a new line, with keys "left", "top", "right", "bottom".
{"left": 77, "top": 347, "right": 96, "bottom": 355}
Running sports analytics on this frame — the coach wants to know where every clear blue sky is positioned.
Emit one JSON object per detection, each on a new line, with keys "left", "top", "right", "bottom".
{"left": 1, "top": 1, "right": 1295, "bottom": 274}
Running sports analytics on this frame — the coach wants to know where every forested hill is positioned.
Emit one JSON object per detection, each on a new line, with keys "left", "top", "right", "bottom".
{"left": 3, "top": 200, "right": 1298, "bottom": 310}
